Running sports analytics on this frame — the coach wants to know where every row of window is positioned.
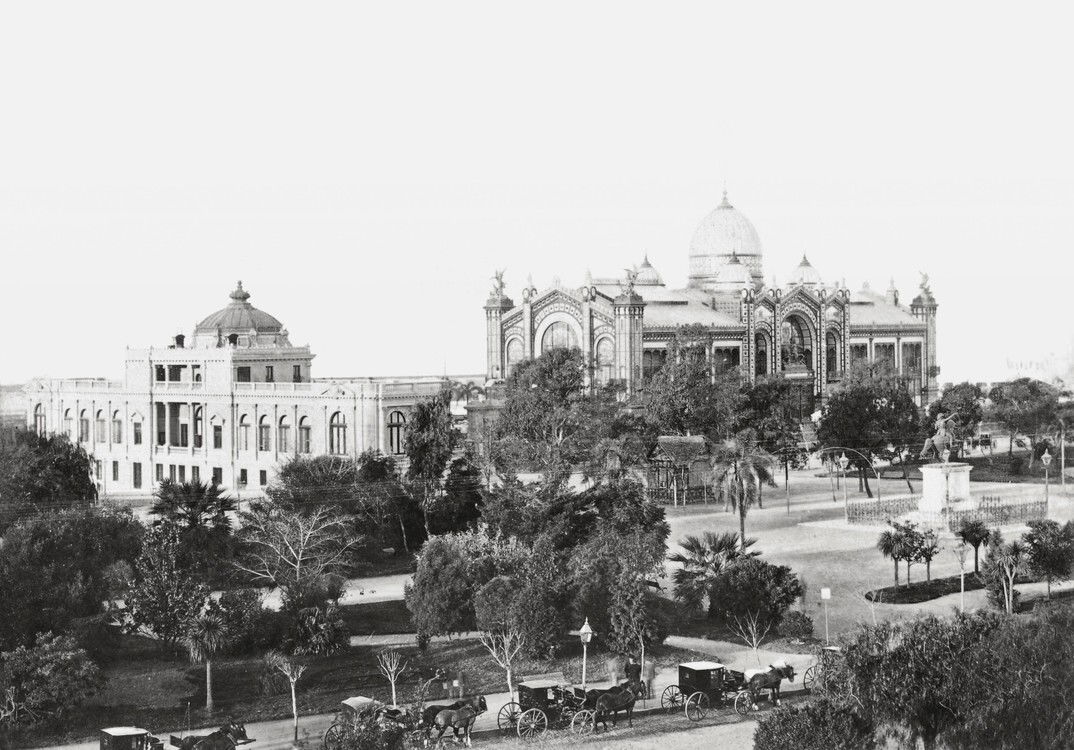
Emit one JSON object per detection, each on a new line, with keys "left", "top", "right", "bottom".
{"left": 153, "top": 364, "right": 305, "bottom": 384}
{"left": 91, "top": 458, "right": 272, "bottom": 491}
{"left": 505, "top": 322, "right": 616, "bottom": 380}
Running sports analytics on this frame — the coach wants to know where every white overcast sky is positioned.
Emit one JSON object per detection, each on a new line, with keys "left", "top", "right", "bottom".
{"left": 2, "top": 2, "right": 1072, "bottom": 386}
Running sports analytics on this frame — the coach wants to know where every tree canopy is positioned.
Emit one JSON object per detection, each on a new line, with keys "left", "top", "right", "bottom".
{"left": 988, "top": 377, "right": 1062, "bottom": 456}
{"left": 0, "top": 430, "right": 97, "bottom": 532}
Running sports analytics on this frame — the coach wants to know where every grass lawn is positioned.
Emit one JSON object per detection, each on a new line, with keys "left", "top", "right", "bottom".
{"left": 338, "top": 599, "right": 412, "bottom": 636}
{"left": 663, "top": 600, "right": 818, "bottom": 655}
{"left": 876, "top": 449, "right": 1066, "bottom": 485}
{"left": 14, "top": 632, "right": 712, "bottom": 748}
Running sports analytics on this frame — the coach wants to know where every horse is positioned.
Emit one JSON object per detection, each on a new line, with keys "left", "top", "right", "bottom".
{"left": 743, "top": 663, "right": 796, "bottom": 710}
{"left": 432, "top": 697, "right": 486, "bottom": 747}
{"left": 422, "top": 695, "right": 486, "bottom": 741}
{"left": 172, "top": 719, "right": 250, "bottom": 750}
{"left": 591, "top": 684, "right": 636, "bottom": 733}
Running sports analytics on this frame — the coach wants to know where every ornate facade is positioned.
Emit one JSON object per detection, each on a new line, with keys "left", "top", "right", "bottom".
{"left": 26, "top": 283, "right": 481, "bottom": 501}
{"left": 485, "top": 191, "right": 939, "bottom": 414}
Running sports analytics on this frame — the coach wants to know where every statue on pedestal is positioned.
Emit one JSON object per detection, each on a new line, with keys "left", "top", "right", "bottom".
{"left": 919, "top": 412, "right": 956, "bottom": 461}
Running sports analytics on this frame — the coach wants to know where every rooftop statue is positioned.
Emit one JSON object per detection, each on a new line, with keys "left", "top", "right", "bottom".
{"left": 490, "top": 269, "right": 506, "bottom": 296}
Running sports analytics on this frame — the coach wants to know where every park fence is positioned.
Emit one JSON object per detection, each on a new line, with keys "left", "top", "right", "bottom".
{"left": 944, "top": 495, "right": 1047, "bottom": 532}
{"left": 645, "top": 484, "right": 715, "bottom": 505}
{"left": 846, "top": 495, "right": 918, "bottom": 525}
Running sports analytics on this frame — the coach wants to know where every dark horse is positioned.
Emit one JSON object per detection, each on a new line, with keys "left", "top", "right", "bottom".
{"left": 591, "top": 684, "right": 637, "bottom": 733}
{"left": 744, "top": 663, "right": 796, "bottom": 710}
{"left": 422, "top": 695, "right": 486, "bottom": 741}
{"left": 431, "top": 696, "right": 486, "bottom": 747}
{"left": 171, "top": 719, "right": 250, "bottom": 750}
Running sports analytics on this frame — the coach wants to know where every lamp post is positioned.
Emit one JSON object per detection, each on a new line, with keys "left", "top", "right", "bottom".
{"left": 1042, "top": 448, "right": 1053, "bottom": 515}
{"left": 820, "top": 588, "right": 831, "bottom": 645}
{"left": 838, "top": 453, "right": 850, "bottom": 515}
{"left": 953, "top": 542, "right": 969, "bottom": 613}
{"left": 579, "top": 618, "right": 594, "bottom": 691}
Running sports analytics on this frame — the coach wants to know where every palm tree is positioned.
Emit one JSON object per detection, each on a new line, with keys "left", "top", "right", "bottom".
{"left": 956, "top": 519, "right": 991, "bottom": 574}
{"left": 877, "top": 527, "right": 902, "bottom": 587}
{"left": 710, "top": 439, "right": 777, "bottom": 550}
{"left": 668, "top": 531, "right": 759, "bottom": 615}
{"left": 186, "top": 608, "right": 227, "bottom": 713}
{"left": 151, "top": 479, "right": 236, "bottom": 533}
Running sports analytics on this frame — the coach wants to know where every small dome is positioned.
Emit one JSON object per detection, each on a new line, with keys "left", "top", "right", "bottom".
{"left": 689, "top": 190, "right": 764, "bottom": 289}
{"left": 195, "top": 282, "right": 285, "bottom": 336}
{"left": 711, "top": 251, "right": 751, "bottom": 291}
{"left": 788, "top": 255, "right": 822, "bottom": 287}
{"left": 635, "top": 255, "right": 664, "bottom": 286}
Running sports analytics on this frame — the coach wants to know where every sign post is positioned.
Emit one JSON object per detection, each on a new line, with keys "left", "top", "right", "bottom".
{"left": 820, "top": 588, "right": 831, "bottom": 645}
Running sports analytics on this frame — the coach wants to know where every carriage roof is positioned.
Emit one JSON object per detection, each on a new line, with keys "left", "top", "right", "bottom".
{"left": 518, "top": 678, "right": 562, "bottom": 690}
{"left": 101, "top": 729, "right": 150, "bottom": 737}
{"left": 679, "top": 661, "right": 725, "bottom": 672}
{"left": 342, "top": 696, "right": 380, "bottom": 712}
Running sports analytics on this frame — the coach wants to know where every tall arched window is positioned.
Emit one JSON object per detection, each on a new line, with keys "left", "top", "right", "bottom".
{"left": 78, "top": 410, "right": 90, "bottom": 442}
{"left": 33, "top": 404, "right": 46, "bottom": 436}
{"left": 780, "top": 316, "right": 811, "bottom": 370}
{"left": 278, "top": 415, "right": 292, "bottom": 454}
{"left": 825, "top": 331, "right": 840, "bottom": 380}
{"left": 95, "top": 410, "right": 107, "bottom": 443}
{"left": 388, "top": 411, "right": 406, "bottom": 456}
{"left": 112, "top": 410, "right": 123, "bottom": 444}
{"left": 594, "top": 338, "right": 614, "bottom": 385}
{"left": 238, "top": 415, "right": 250, "bottom": 451}
{"left": 329, "top": 412, "right": 347, "bottom": 455}
{"left": 505, "top": 338, "right": 524, "bottom": 377}
{"left": 298, "top": 416, "right": 312, "bottom": 454}
{"left": 755, "top": 332, "right": 769, "bottom": 376}
{"left": 63, "top": 409, "right": 73, "bottom": 438}
{"left": 540, "top": 321, "right": 578, "bottom": 353}
{"left": 257, "top": 415, "right": 271, "bottom": 451}
{"left": 192, "top": 407, "right": 202, "bottom": 448}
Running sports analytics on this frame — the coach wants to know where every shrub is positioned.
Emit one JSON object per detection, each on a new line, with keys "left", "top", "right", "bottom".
{"left": 216, "top": 588, "right": 285, "bottom": 654}
{"left": 778, "top": 610, "right": 814, "bottom": 639}
{"left": 754, "top": 699, "right": 874, "bottom": 750}
{"left": 0, "top": 632, "right": 103, "bottom": 723}
{"left": 334, "top": 715, "right": 405, "bottom": 750}
{"left": 708, "top": 557, "right": 803, "bottom": 629}
{"left": 286, "top": 604, "right": 348, "bottom": 656}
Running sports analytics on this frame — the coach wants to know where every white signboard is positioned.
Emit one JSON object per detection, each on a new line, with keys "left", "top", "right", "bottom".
{"left": 820, "top": 587, "right": 831, "bottom": 600}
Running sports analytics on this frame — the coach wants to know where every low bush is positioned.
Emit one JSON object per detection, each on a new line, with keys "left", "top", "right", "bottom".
{"left": 754, "top": 699, "right": 874, "bottom": 750}
{"left": 778, "top": 611, "right": 814, "bottom": 638}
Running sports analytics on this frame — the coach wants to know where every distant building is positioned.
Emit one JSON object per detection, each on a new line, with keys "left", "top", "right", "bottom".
{"left": 0, "top": 384, "right": 28, "bottom": 428}
{"left": 484, "top": 190, "right": 939, "bottom": 417}
{"left": 25, "top": 282, "right": 480, "bottom": 501}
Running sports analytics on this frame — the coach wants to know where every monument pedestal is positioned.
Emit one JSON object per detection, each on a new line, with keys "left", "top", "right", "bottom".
{"left": 919, "top": 462, "right": 973, "bottom": 515}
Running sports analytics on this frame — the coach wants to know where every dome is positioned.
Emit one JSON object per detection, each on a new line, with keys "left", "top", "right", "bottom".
{"left": 635, "top": 255, "right": 664, "bottom": 286}
{"left": 689, "top": 190, "right": 764, "bottom": 289}
{"left": 788, "top": 255, "right": 822, "bottom": 287}
{"left": 194, "top": 282, "right": 287, "bottom": 346}
{"left": 710, "top": 251, "right": 751, "bottom": 293}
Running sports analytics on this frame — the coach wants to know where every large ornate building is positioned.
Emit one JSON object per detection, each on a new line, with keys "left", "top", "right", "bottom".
{"left": 484, "top": 191, "right": 939, "bottom": 416}
{"left": 26, "top": 283, "right": 480, "bottom": 501}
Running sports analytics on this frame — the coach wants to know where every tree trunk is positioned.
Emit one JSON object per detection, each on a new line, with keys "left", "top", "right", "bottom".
{"left": 205, "top": 660, "right": 213, "bottom": 713}
{"left": 901, "top": 460, "right": 914, "bottom": 493}
{"left": 757, "top": 482, "right": 763, "bottom": 509}
{"left": 291, "top": 681, "right": 299, "bottom": 742}
{"left": 1046, "top": 577, "right": 1052, "bottom": 600}
{"left": 894, "top": 558, "right": 899, "bottom": 586}
{"left": 391, "top": 677, "right": 398, "bottom": 707}
{"left": 860, "top": 467, "right": 873, "bottom": 498}
{"left": 506, "top": 666, "right": 514, "bottom": 703}
{"left": 906, "top": 561, "right": 912, "bottom": 586}
{"left": 973, "top": 546, "right": 979, "bottom": 574}
{"left": 926, "top": 560, "right": 931, "bottom": 582}
{"left": 398, "top": 515, "right": 410, "bottom": 553}
{"left": 740, "top": 505, "right": 748, "bottom": 552}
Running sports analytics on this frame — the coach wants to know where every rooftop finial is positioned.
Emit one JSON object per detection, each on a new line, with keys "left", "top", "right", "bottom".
{"left": 801, "top": 254, "right": 810, "bottom": 266}
{"left": 719, "top": 189, "right": 732, "bottom": 209}
{"left": 230, "top": 281, "right": 250, "bottom": 303}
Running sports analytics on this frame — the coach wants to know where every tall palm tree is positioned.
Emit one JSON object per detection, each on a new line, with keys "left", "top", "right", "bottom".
{"left": 710, "top": 439, "right": 777, "bottom": 550}
{"left": 877, "top": 527, "right": 902, "bottom": 587}
{"left": 186, "top": 609, "right": 227, "bottom": 713}
{"left": 151, "top": 479, "right": 236, "bottom": 534}
{"left": 669, "top": 531, "right": 759, "bottom": 615}
{"left": 956, "top": 519, "right": 991, "bottom": 574}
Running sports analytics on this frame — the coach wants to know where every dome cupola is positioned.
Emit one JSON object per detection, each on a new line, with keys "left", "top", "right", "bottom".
{"left": 193, "top": 281, "right": 290, "bottom": 348}
{"left": 788, "top": 255, "right": 822, "bottom": 288}
{"left": 635, "top": 254, "right": 665, "bottom": 286}
{"left": 688, "top": 190, "right": 764, "bottom": 291}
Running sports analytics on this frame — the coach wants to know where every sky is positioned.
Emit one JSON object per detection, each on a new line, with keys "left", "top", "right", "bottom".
{"left": 1, "top": 2, "right": 1073, "bottom": 386}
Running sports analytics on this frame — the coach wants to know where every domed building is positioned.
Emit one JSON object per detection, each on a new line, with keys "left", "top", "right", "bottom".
{"left": 26, "top": 282, "right": 481, "bottom": 500}
{"left": 485, "top": 190, "right": 938, "bottom": 418}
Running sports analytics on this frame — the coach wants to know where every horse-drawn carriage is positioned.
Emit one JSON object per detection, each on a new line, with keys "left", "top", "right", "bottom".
{"left": 497, "top": 675, "right": 638, "bottom": 739}
{"left": 803, "top": 646, "right": 843, "bottom": 692}
{"left": 100, "top": 727, "right": 164, "bottom": 750}
{"left": 661, "top": 660, "right": 796, "bottom": 719}
{"left": 323, "top": 697, "right": 386, "bottom": 749}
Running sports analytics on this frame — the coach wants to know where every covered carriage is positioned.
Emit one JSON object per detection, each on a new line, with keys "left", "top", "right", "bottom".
{"left": 323, "top": 696, "right": 387, "bottom": 749}
{"left": 498, "top": 676, "right": 601, "bottom": 739}
{"left": 660, "top": 661, "right": 753, "bottom": 720}
{"left": 100, "top": 728, "right": 164, "bottom": 750}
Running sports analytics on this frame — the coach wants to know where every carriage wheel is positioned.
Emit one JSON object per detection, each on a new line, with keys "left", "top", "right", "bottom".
{"left": 497, "top": 701, "right": 521, "bottom": 731}
{"left": 660, "top": 685, "right": 684, "bottom": 714}
{"left": 516, "top": 709, "right": 548, "bottom": 739}
{"left": 570, "top": 709, "right": 595, "bottom": 735}
{"left": 685, "top": 692, "right": 710, "bottom": 722}
{"left": 733, "top": 690, "right": 753, "bottom": 716}
{"left": 803, "top": 665, "right": 818, "bottom": 691}
{"left": 322, "top": 723, "right": 344, "bottom": 750}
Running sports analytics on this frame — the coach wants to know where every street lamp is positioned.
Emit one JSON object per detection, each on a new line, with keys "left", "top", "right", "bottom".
{"left": 1042, "top": 448, "right": 1053, "bottom": 514}
{"left": 953, "top": 542, "right": 969, "bottom": 613}
{"left": 838, "top": 453, "right": 850, "bottom": 514}
{"left": 579, "top": 618, "right": 594, "bottom": 691}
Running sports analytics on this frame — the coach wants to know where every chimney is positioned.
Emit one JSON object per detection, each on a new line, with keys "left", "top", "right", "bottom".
{"left": 174, "top": 334, "right": 186, "bottom": 348}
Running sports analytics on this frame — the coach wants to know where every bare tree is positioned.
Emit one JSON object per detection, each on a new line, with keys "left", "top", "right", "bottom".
{"left": 376, "top": 648, "right": 408, "bottom": 707}
{"left": 267, "top": 651, "right": 307, "bottom": 743}
{"left": 731, "top": 612, "right": 772, "bottom": 664}
{"left": 235, "top": 503, "right": 362, "bottom": 604}
{"left": 478, "top": 628, "right": 525, "bottom": 702}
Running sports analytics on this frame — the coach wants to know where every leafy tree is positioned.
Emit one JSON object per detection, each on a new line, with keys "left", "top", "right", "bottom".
{"left": 511, "top": 534, "right": 571, "bottom": 658}
{"left": 981, "top": 532, "right": 1024, "bottom": 614}
{"left": 1022, "top": 519, "right": 1074, "bottom": 599}
{"left": 737, "top": 376, "right": 809, "bottom": 476}
{"left": 956, "top": 519, "right": 991, "bottom": 574}
{"left": 608, "top": 531, "right": 667, "bottom": 671}
{"left": 876, "top": 525, "right": 904, "bottom": 587}
{"left": 124, "top": 525, "right": 209, "bottom": 649}
{"left": 928, "top": 382, "right": 985, "bottom": 445}
{"left": 710, "top": 438, "right": 776, "bottom": 549}
{"left": 817, "top": 368, "right": 920, "bottom": 496}
{"left": 754, "top": 699, "right": 874, "bottom": 750}
{"left": 668, "top": 531, "right": 758, "bottom": 616}
{"left": 0, "top": 508, "right": 143, "bottom": 650}
{"left": 0, "top": 632, "right": 102, "bottom": 724}
{"left": 0, "top": 430, "right": 97, "bottom": 531}
{"left": 988, "top": 377, "right": 1061, "bottom": 459}
{"left": 185, "top": 605, "right": 227, "bottom": 712}
{"left": 707, "top": 557, "right": 803, "bottom": 630}
{"left": 917, "top": 527, "right": 941, "bottom": 582}
{"left": 150, "top": 480, "right": 236, "bottom": 582}
{"left": 405, "top": 389, "right": 459, "bottom": 534}
{"left": 428, "top": 456, "right": 483, "bottom": 535}
{"left": 286, "top": 604, "right": 348, "bottom": 655}
{"left": 643, "top": 325, "right": 744, "bottom": 442}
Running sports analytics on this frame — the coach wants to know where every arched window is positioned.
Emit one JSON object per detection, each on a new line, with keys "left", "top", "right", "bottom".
{"left": 298, "top": 416, "right": 312, "bottom": 454}
{"left": 79, "top": 410, "right": 90, "bottom": 442}
{"left": 330, "top": 412, "right": 347, "bottom": 455}
{"left": 826, "top": 331, "right": 840, "bottom": 380}
{"left": 505, "top": 338, "right": 524, "bottom": 377}
{"left": 63, "top": 409, "right": 73, "bottom": 438}
{"left": 33, "top": 404, "right": 46, "bottom": 436}
{"left": 541, "top": 321, "right": 578, "bottom": 353}
{"left": 95, "top": 410, "right": 107, "bottom": 443}
{"left": 594, "top": 338, "right": 614, "bottom": 385}
{"left": 238, "top": 415, "right": 250, "bottom": 451}
{"left": 258, "top": 415, "right": 271, "bottom": 451}
{"left": 781, "top": 317, "right": 811, "bottom": 370}
{"left": 755, "top": 332, "right": 769, "bottom": 376}
{"left": 278, "top": 415, "right": 292, "bottom": 454}
{"left": 642, "top": 348, "right": 668, "bottom": 382}
{"left": 192, "top": 406, "right": 203, "bottom": 448}
{"left": 388, "top": 411, "right": 406, "bottom": 456}
{"left": 112, "top": 410, "right": 123, "bottom": 444}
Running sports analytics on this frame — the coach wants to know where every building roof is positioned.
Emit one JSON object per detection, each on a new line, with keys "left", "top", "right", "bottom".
{"left": 848, "top": 289, "right": 925, "bottom": 328}
{"left": 195, "top": 282, "right": 285, "bottom": 335}
{"left": 635, "top": 255, "right": 664, "bottom": 286}
{"left": 689, "top": 190, "right": 764, "bottom": 285}
{"left": 651, "top": 435, "right": 714, "bottom": 464}
{"left": 788, "top": 255, "right": 822, "bottom": 287}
